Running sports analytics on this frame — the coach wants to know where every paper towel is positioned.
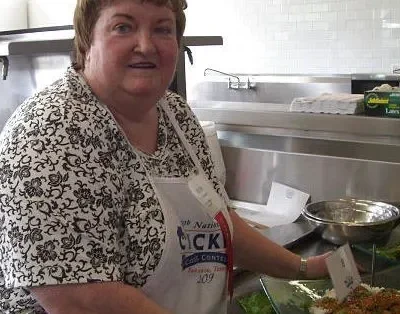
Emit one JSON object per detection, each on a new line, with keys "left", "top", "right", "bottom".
{"left": 0, "top": 0, "right": 28, "bottom": 32}
{"left": 290, "top": 93, "right": 364, "bottom": 115}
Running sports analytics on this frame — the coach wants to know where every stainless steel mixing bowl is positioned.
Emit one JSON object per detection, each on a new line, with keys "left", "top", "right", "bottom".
{"left": 302, "top": 199, "right": 400, "bottom": 245}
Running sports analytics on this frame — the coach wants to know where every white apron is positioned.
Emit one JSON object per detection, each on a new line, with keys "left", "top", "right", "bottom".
{"left": 139, "top": 100, "right": 233, "bottom": 314}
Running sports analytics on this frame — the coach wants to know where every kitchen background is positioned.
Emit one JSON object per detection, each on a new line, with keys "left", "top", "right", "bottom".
{"left": 1, "top": 0, "right": 400, "bottom": 99}
{"left": 184, "top": 0, "right": 400, "bottom": 99}
{"left": 2, "top": 2, "right": 400, "bottom": 308}
{"left": 1, "top": 0, "right": 400, "bottom": 205}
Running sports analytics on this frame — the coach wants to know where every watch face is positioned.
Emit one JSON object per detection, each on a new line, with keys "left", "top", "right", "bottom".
{"left": 300, "top": 258, "right": 307, "bottom": 273}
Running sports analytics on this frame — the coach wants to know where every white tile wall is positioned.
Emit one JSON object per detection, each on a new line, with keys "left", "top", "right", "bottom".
{"left": 184, "top": 0, "right": 400, "bottom": 99}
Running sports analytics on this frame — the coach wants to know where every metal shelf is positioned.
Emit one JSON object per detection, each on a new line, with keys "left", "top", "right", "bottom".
{"left": 183, "top": 36, "right": 223, "bottom": 46}
{"left": 0, "top": 25, "right": 73, "bottom": 37}
{"left": 0, "top": 26, "right": 223, "bottom": 56}
{"left": 192, "top": 105, "right": 400, "bottom": 139}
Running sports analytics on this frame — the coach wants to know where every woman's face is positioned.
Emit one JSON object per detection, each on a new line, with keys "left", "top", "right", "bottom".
{"left": 84, "top": 0, "right": 179, "bottom": 104}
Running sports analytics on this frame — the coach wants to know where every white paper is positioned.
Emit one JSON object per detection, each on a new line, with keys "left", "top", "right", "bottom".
{"left": 265, "top": 182, "right": 310, "bottom": 224}
{"left": 230, "top": 182, "right": 310, "bottom": 227}
{"left": 326, "top": 244, "right": 361, "bottom": 303}
{"left": 232, "top": 206, "right": 288, "bottom": 227}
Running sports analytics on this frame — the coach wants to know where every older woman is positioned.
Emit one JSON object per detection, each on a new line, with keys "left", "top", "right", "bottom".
{"left": 0, "top": 0, "right": 329, "bottom": 313}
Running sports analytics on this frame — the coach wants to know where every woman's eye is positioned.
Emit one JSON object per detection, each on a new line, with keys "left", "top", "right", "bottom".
{"left": 155, "top": 27, "right": 174, "bottom": 35}
{"left": 115, "top": 24, "right": 132, "bottom": 34}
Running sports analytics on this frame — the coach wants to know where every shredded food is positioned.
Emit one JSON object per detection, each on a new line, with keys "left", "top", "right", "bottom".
{"left": 310, "top": 284, "right": 400, "bottom": 314}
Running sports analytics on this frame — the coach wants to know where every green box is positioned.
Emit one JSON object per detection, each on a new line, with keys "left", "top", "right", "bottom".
{"left": 364, "top": 90, "right": 400, "bottom": 118}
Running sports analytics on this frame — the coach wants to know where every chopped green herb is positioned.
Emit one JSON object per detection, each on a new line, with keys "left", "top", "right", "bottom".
{"left": 376, "top": 242, "right": 400, "bottom": 260}
{"left": 237, "top": 291, "right": 275, "bottom": 314}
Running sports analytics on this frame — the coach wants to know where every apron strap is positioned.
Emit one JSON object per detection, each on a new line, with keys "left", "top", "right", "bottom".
{"left": 159, "top": 98, "right": 230, "bottom": 206}
{"left": 161, "top": 98, "right": 234, "bottom": 300}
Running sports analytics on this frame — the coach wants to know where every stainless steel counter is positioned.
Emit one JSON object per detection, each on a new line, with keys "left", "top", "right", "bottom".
{"left": 191, "top": 73, "right": 351, "bottom": 104}
{"left": 193, "top": 103, "right": 400, "bottom": 205}
{"left": 196, "top": 78, "right": 400, "bottom": 313}
{"left": 192, "top": 103, "right": 400, "bottom": 141}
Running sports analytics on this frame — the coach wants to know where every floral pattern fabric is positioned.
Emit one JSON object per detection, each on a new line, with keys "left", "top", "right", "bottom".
{"left": 0, "top": 67, "right": 220, "bottom": 313}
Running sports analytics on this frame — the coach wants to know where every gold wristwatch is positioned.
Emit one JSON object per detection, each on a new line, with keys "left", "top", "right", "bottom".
{"left": 298, "top": 257, "right": 308, "bottom": 279}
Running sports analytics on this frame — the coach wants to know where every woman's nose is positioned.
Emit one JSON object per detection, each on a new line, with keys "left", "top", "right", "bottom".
{"left": 133, "top": 31, "right": 156, "bottom": 54}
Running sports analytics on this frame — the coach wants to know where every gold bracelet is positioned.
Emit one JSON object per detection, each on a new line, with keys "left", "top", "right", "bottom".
{"left": 298, "top": 257, "right": 308, "bottom": 279}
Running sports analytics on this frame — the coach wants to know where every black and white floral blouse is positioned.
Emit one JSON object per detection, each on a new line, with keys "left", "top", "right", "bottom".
{"left": 0, "top": 67, "right": 220, "bottom": 313}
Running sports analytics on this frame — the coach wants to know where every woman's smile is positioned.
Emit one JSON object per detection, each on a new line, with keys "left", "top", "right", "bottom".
{"left": 128, "top": 62, "right": 157, "bottom": 69}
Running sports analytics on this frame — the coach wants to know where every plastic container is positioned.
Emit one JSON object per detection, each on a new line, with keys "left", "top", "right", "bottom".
{"left": 364, "top": 88, "right": 400, "bottom": 118}
{"left": 0, "top": 0, "right": 28, "bottom": 32}
{"left": 28, "top": 0, "right": 76, "bottom": 28}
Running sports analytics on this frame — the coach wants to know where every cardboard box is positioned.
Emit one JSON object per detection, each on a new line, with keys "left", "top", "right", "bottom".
{"left": 364, "top": 90, "right": 400, "bottom": 118}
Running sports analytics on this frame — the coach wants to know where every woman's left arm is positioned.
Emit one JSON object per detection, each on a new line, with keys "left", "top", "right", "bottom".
{"left": 229, "top": 210, "right": 329, "bottom": 279}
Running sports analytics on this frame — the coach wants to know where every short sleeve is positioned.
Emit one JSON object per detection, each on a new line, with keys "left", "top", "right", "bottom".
{"left": 0, "top": 94, "right": 125, "bottom": 289}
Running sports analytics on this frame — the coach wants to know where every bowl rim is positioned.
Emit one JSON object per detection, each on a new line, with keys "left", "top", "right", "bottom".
{"left": 302, "top": 199, "right": 400, "bottom": 226}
